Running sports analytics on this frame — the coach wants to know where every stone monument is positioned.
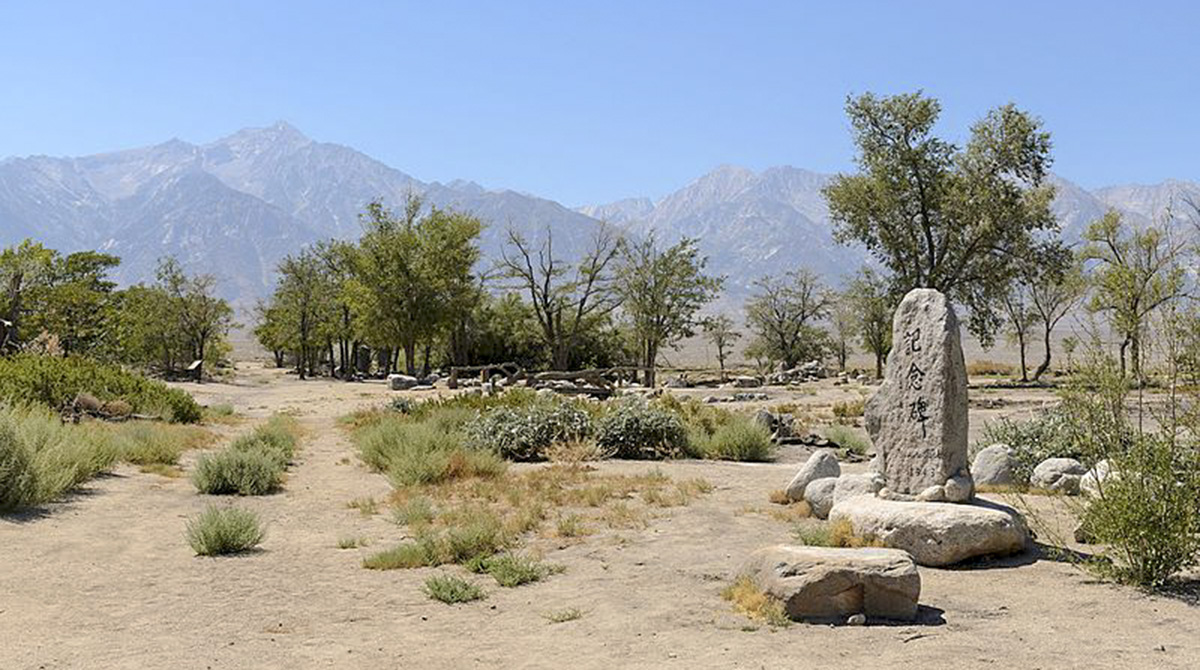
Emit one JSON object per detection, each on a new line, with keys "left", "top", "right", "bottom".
{"left": 864, "top": 288, "right": 973, "bottom": 502}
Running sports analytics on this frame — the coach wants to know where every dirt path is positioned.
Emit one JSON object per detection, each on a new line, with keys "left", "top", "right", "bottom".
{"left": 2, "top": 365, "right": 1198, "bottom": 669}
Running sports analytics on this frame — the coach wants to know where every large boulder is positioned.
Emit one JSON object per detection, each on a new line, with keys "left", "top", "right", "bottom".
{"left": 829, "top": 496, "right": 1030, "bottom": 567}
{"left": 387, "top": 374, "right": 419, "bottom": 391}
{"left": 972, "top": 444, "right": 1018, "bottom": 487}
{"left": 742, "top": 545, "right": 921, "bottom": 622}
{"left": 864, "top": 289, "right": 973, "bottom": 502}
{"left": 1031, "top": 457, "right": 1087, "bottom": 494}
{"left": 803, "top": 477, "right": 839, "bottom": 519}
{"left": 785, "top": 450, "right": 841, "bottom": 501}
{"left": 832, "top": 473, "right": 885, "bottom": 507}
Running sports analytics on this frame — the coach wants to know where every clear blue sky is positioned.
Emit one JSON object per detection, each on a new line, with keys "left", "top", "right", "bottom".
{"left": 2, "top": 1, "right": 1197, "bottom": 206}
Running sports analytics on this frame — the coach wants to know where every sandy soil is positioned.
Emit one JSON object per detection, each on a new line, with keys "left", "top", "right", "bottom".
{"left": 2, "top": 364, "right": 1198, "bottom": 669}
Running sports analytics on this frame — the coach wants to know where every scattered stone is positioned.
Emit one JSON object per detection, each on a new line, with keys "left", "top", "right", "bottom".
{"left": 972, "top": 444, "right": 1018, "bottom": 487}
{"left": 741, "top": 545, "right": 921, "bottom": 622}
{"left": 829, "top": 496, "right": 1030, "bottom": 567}
{"left": 864, "top": 288, "right": 973, "bottom": 502}
{"left": 1031, "top": 457, "right": 1087, "bottom": 494}
{"left": 803, "top": 477, "right": 838, "bottom": 519}
{"left": 786, "top": 450, "right": 841, "bottom": 502}
{"left": 387, "top": 374, "right": 419, "bottom": 391}
{"left": 665, "top": 375, "right": 690, "bottom": 389}
{"left": 846, "top": 613, "right": 867, "bottom": 626}
{"left": 730, "top": 376, "right": 762, "bottom": 388}
{"left": 832, "top": 473, "right": 885, "bottom": 508}
{"left": 703, "top": 395, "right": 720, "bottom": 404}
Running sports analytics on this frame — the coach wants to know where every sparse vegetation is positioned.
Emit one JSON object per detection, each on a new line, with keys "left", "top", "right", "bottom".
{"left": 423, "top": 574, "right": 486, "bottom": 604}
{"left": 821, "top": 424, "right": 870, "bottom": 457}
{"left": 593, "top": 397, "right": 688, "bottom": 460}
{"left": 966, "top": 360, "right": 1016, "bottom": 377}
{"left": 831, "top": 398, "right": 865, "bottom": 422}
{"left": 542, "top": 608, "right": 584, "bottom": 624}
{"left": 688, "top": 416, "right": 773, "bottom": 462}
{"left": 0, "top": 405, "right": 120, "bottom": 511}
{"left": 722, "top": 575, "right": 790, "bottom": 627}
{"left": 193, "top": 415, "right": 303, "bottom": 496}
{"left": 186, "top": 506, "right": 265, "bottom": 556}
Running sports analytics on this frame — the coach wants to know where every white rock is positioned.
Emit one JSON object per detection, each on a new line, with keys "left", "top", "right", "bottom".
{"left": 1031, "top": 457, "right": 1087, "bottom": 494}
{"left": 1080, "top": 460, "right": 1112, "bottom": 498}
{"left": 832, "top": 473, "right": 885, "bottom": 507}
{"left": 803, "top": 477, "right": 839, "bottom": 519}
{"left": 972, "top": 444, "right": 1017, "bottom": 487}
{"left": 741, "top": 545, "right": 921, "bottom": 622}
{"left": 786, "top": 450, "right": 841, "bottom": 502}
{"left": 387, "top": 374, "right": 419, "bottom": 390}
{"left": 864, "top": 289, "right": 973, "bottom": 500}
{"left": 829, "top": 496, "right": 1030, "bottom": 567}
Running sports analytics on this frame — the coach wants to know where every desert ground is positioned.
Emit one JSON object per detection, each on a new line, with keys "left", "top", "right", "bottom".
{"left": 2, "top": 363, "right": 1198, "bottom": 670}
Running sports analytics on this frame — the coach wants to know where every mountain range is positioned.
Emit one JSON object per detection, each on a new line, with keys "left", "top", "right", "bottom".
{"left": 2, "top": 122, "right": 1197, "bottom": 308}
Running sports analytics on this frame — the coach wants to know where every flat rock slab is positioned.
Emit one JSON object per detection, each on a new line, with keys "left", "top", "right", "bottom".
{"left": 829, "top": 497, "right": 1030, "bottom": 567}
{"left": 743, "top": 545, "right": 920, "bottom": 622}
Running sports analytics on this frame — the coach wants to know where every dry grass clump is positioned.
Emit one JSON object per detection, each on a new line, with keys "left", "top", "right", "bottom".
{"left": 966, "top": 359, "right": 1015, "bottom": 377}
{"left": 186, "top": 505, "right": 265, "bottom": 556}
{"left": 542, "top": 608, "right": 584, "bottom": 624}
{"left": 722, "top": 575, "right": 790, "bottom": 627}
{"left": 831, "top": 399, "right": 866, "bottom": 422}
{"left": 793, "top": 518, "right": 883, "bottom": 548}
{"left": 114, "top": 422, "right": 213, "bottom": 469}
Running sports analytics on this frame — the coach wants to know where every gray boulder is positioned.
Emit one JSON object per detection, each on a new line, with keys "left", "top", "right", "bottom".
{"left": 864, "top": 289, "right": 973, "bottom": 502}
{"left": 803, "top": 477, "right": 839, "bottom": 519}
{"left": 785, "top": 450, "right": 841, "bottom": 502}
{"left": 829, "top": 496, "right": 1030, "bottom": 567}
{"left": 387, "top": 374, "right": 419, "bottom": 390}
{"left": 741, "top": 545, "right": 921, "bottom": 622}
{"left": 1031, "top": 457, "right": 1087, "bottom": 494}
{"left": 972, "top": 444, "right": 1018, "bottom": 487}
{"left": 832, "top": 473, "right": 885, "bottom": 507}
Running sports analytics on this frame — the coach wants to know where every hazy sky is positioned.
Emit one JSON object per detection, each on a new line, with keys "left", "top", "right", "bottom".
{"left": 2, "top": 1, "right": 1197, "bottom": 205}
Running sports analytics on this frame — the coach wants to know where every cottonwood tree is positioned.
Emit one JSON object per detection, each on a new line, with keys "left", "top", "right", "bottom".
{"left": 744, "top": 269, "right": 832, "bottom": 369}
{"left": 498, "top": 226, "right": 623, "bottom": 370}
{"left": 1028, "top": 255, "right": 1086, "bottom": 381}
{"left": 830, "top": 299, "right": 856, "bottom": 372}
{"left": 846, "top": 268, "right": 893, "bottom": 378}
{"left": 156, "top": 258, "right": 234, "bottom": 381}
{"left": 702, "top": 315, "right": 740, "bottom": 381}
{"left": 1083, "top": 210, "right": 1188, "bottom": 381}
{"left": 824, "top": 92, "right": 1058, "bottom": 344}
{"left": 356, "top": 196, "right": 482, "bottom": 375}
{"left": 1000, "top": 282, "right": 1036, "bottom": 382}
{"left": 0, "top": 240, "right": 55, "bottom": 349}
{"left": 615, "top": 234, "right": 723, "bottom": 387}
{"left": 273, "top": 249, "right": 335, "bottom": 379}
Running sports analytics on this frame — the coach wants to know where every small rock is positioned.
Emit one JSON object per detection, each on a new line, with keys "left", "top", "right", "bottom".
{"left": 803, "top": 477, "right": 839, "bottom": 519}
{"left": 846, "top": 614, "right": 867, "bottom": 626}
{"left": 785, "top": 450, "right": 841, "bottom": 502}
{"left": 1031, "top": 457, "right": 1087, "bottom": 495}
{"left": 972, "top": 444, "right": 1018, "bottom": 487}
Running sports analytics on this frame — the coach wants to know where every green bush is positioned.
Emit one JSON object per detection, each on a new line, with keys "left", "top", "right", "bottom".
{"left": 192, "top": 449, "right": 283, "bottom": 495}
{"left": 0, "top": 405, "right": 120, "bottom": 511}
{"left": 186, "top": 505, "right": 265, "bottom": 556}
{"left": 231, "top": 416, "right": 300, "bottom": 466}
{"left": 470, "top": 553, "right": 551, "bottom": 587}
{"left": 357, "top": 418, "right": 506, "bottom": 487}
{"left": 0, "top": 354, "right": 201, "bottom": 423}
{"left": 977, "top": 410, "right": 1094, "bottom": 484}
{"left": 822, "top": 424, "right": 871, "bottom": 457}
{"left": 1081, "top": 434, "right": 1200, "bottom": 586}
{"left": 423, "top": 575, "right": 485, "bottom": 604}
{"left": 691, "top": 417, "right": 774, "bottom": 462}
{"left": 464, "top": 398, "right": 591, "bottom": 461}
{"left": 593, "top": 397, "right": 688, "bottom": 460}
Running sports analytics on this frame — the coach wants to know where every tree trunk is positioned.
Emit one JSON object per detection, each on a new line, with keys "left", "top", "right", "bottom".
{"left": 875, "top": 350, "right": 884, "bottom": 379}
{"left": 1119, "top": 337, "right": 1130, "bottom": 377}
{"left": 643, "top": 340, "right": 657, "bottom": 388}
{"left": 1032, "top": 325, "right": 1052, "bottom": 381}
{"left": 403, "top": 340, "right": 417, "bottom": 375}
{"left": 1017, "top": 332, "right": 1028, "bottom": 382}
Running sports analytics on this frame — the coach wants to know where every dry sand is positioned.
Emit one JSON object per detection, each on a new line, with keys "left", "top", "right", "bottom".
{"left": 2, "top": 364, "right": 1197, "bottom": 669}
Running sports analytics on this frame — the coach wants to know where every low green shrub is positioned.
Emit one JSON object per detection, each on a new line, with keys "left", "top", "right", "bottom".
{"left": 822, "top": 424, "right": 871, "bottom": 457}
{"left": 231, "top": 416, "right": 300, "bottom": 466}
{"left": 423, "top": 575, "right": 485, "bottom": 604}
{"left": 0, "top": 405, "right": 120, "bottom": 511}
{"left": 690, "top": 417, "right": 774, "bottom": 462}
{"left": 186, "top": 505, "right": 265, "bottom": 556}
{"left": 471, "top": 553, "right": 551, "bottom": 587}
{"left": 358, "top": 418, "right": 506, "bottom": 486}
{"left": 977, "top": 410, "right": 1092, "bottom": 484}
{"left": 831, "top": 399, "right": 865, "bottom": 422}
{"left": 192, "top": 449, "right": 283, "bottom": 495}
{"left": 393, "top": 496, "right": 436, "bottom": 526}
{"left": 593, "top": 397, "right": 688, "bottom": 460}
{"left": 464, "top": 398, "right": 591, "bottom": 461}
{"left": 0, "top": 354, "right": 201, "bottom": 423}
